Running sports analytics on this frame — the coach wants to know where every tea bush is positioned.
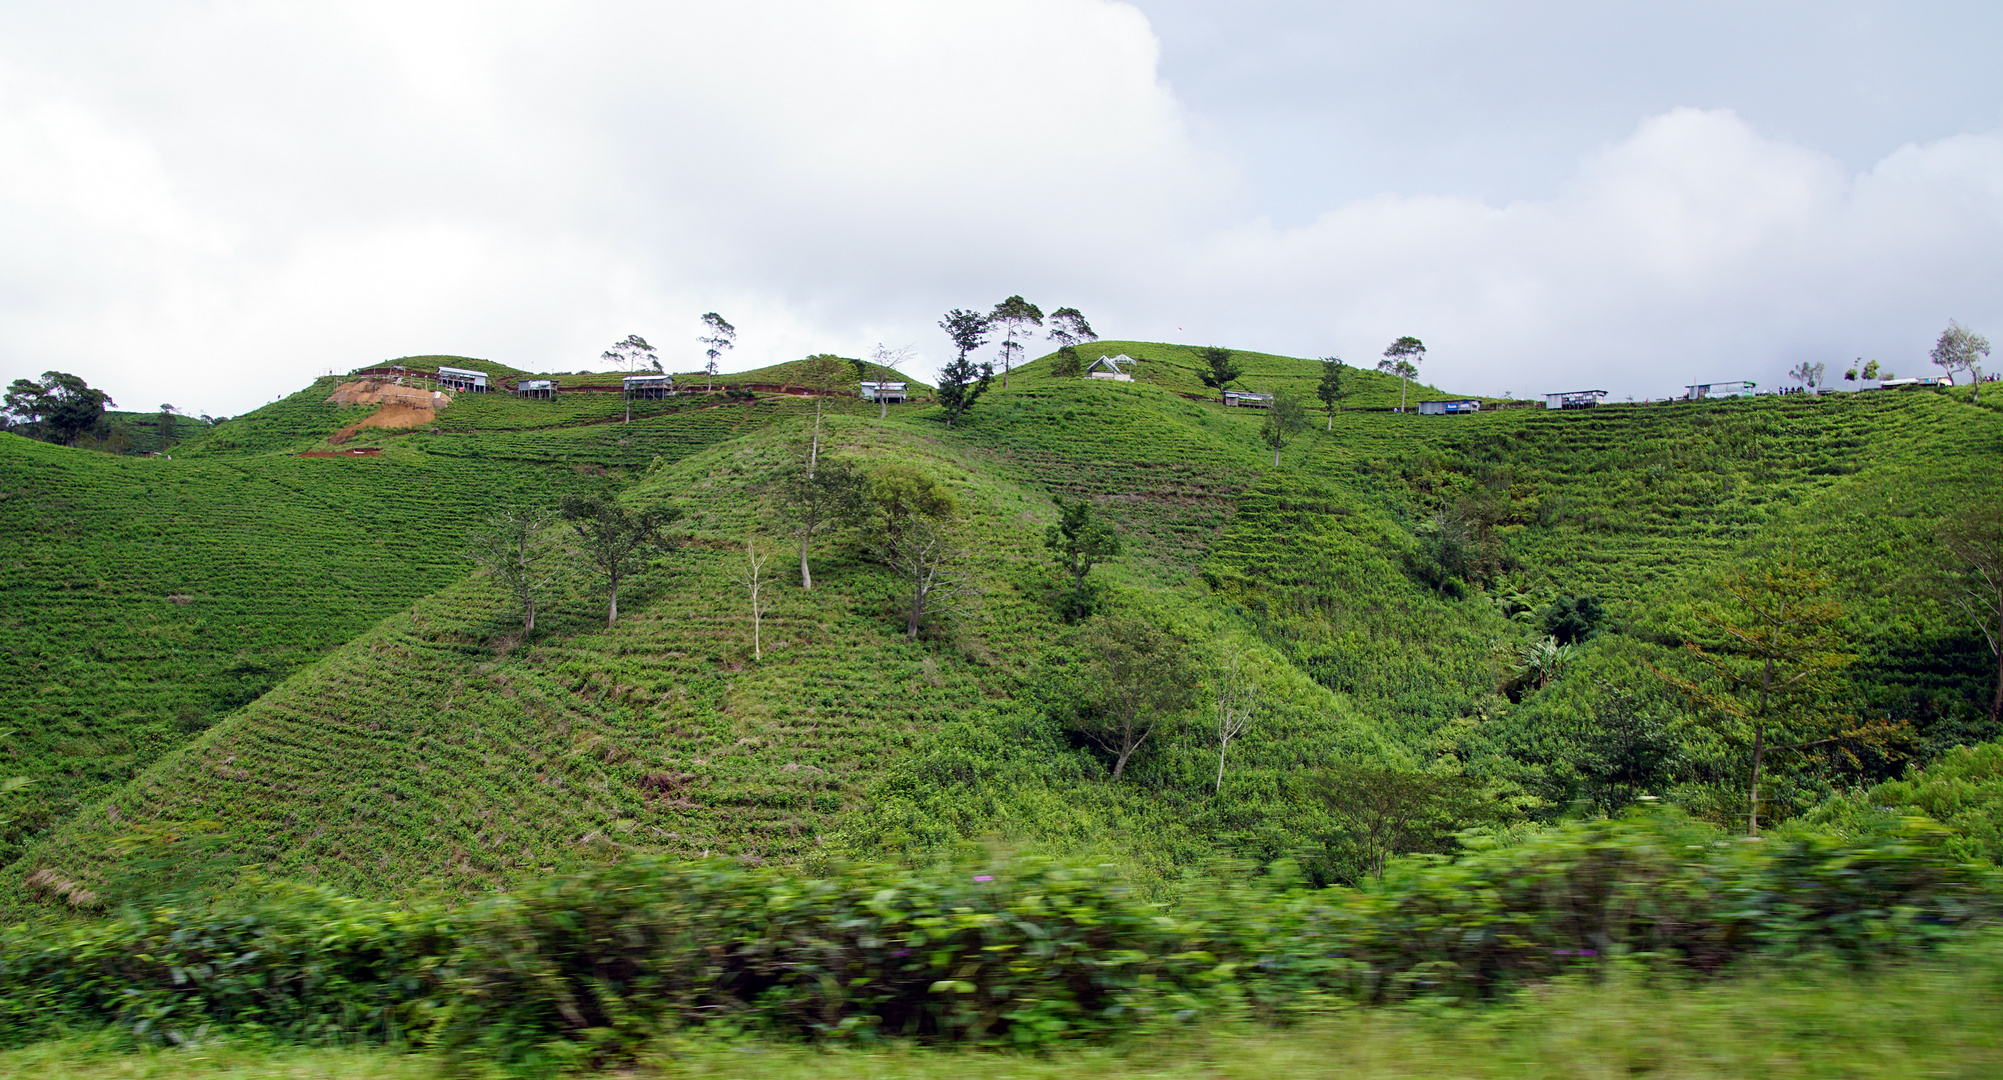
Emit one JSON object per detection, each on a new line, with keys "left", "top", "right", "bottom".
{"left": 0, "top": 811, "right": 1988, "bottom": 1069}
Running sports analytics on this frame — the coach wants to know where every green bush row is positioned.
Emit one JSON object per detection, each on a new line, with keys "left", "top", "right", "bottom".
{"left": 0, "top": 811, "right": 1989, "bottom": 1068}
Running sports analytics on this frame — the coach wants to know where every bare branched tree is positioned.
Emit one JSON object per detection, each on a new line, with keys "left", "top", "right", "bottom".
{"left": 732, "top": 538, "right": 777, "bottom": 661}
{"left": 1212, "top": 654, "right": 1259, "bottom": 795}
{"left": 1940, "top": 501, "right": 2003, "bottom": 727}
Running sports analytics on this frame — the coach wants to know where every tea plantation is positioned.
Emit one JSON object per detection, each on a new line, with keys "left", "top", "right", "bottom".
{"left": 2, "top": 345, "right": 2001, "bottom": 1068}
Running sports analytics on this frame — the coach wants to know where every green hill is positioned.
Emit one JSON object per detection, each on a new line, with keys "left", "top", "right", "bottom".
{"left": 2, "top": 348, "right": 1999, "bottom": 907}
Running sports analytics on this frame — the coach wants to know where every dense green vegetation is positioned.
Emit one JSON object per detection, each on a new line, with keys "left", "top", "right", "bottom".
{"left": 1, "top": 343, "right": 2000, "bottom": 1070}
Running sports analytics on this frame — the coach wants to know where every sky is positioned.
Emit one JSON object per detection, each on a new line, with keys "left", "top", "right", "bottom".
{"left": 3, "top": 1, "right": 2001, "bottom": 415}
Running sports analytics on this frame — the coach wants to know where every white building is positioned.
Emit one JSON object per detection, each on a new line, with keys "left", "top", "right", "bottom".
{"left": 1682, "top": 380, "right": 1757, "bottom": 401}
{"left": 436, "top": 366, "right": 489, "bottom": 393}
{"left": 1087, "top": 354, "right": 1136, "bottom": 381}
{"left": 1418, "top": 399, "right": 1482, "bottom": 415}
{"left": 860, "top": 381, "right": 908, "bottom": 403}
{"left": 1544, "top": 390, "right": 1609, "bottom": 410}
{"left": 1223, "top": 390, "right": 1273, "bottom": 408}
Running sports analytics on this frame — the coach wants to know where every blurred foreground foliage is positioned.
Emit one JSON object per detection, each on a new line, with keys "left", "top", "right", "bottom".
{"left": 0, "top": 809, "right": 1990, "bottom": 1071}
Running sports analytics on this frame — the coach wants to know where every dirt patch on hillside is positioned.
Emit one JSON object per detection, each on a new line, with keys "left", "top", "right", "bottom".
{"left": 326, "top": 380, "right": 450, "bottom": 443}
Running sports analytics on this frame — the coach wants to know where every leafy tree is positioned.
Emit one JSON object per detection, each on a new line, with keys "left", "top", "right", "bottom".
{"left": 988, "top": 295, "right": 1043, "bottom": 389}
{"left": 1044, "top": 496, "right": 1121, "bottom": 622}
{"left": 1045, "top": 306, "right": 1097, "bottom": 348}
{"left": 1258, "top": 390, "right": 1310, "bottom": 466}
{"left": 1655, "top": 565, "right": 1901, "bottom": 836}
{"left": 465, "top": 506, "right": 560, "bottom": 635}
{"left": 1072, "top": 615, "right": 1197, "bottom": 780}
{"left": 559, "top": 494, "right": 681, "bottom": 626}
{"left": 1196, "top": 346, "right": 1240, "bottom": 400}
{"left": 1378, "top": 336, "right": 1424, "bottom": 412}
{"left": 1541, "top": 594, "right": 1605, "bottom": 645}
{"left": 1787, "top": 361, "right": 1827, "bottom": 392}
{"left": 1310, "top": 762, "right": 1491, "bottom": 881}
{"left": 602, "top": 334, "right": 661, "bottom": 373}
{"left": 780, "top": 456, "right": 864, "bottom": 591}
{"left": 1211, "top": 654, "right": 1259, "bottom": 795}
{"left": 156, "top": 404, "right": 176, "bottom": 454}
{"left": 1939, "top": 500, "right": 2003, "bottom": 727}
{"left": 1315, "top": 357, "right": 1350, "bottom": 430}
{"left": 1932, "top": 320, "right": 1991, "bottom": 404}
{"left": 732, "top": 538, "right": 777, "bottom": 661}
{"left": 795, "top": 353, "right": 859, "bottom": 470}
{"left": 936, "top": 309, "right": 994, "bottom": 427}
{"left": 3, "top": 372, "right": 114, "bottom": 446}
{"left": 699, "top": 312, "right": 736, "bottom": 392}
{"left": 860, "top": 463, "right": 959, "bottom": 639}
{"left": 1049, "top": 345, "right": 1083, "bottom": 378}
{"left": 603, "top": 335, "right": 662, "bottom": 423}
{"left": 1862, "top": 359, "right": 1881, "bottom": 380}
{"left": 1574, "top": 682, "right": 1684, "bottom": 817}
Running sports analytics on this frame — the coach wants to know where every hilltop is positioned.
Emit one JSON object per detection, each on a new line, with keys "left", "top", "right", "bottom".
{"left": 1, "top": 346, "right": 1998, "bottom": 906}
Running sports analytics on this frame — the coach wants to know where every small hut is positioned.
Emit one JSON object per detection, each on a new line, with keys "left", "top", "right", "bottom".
{"left": 1223, "top": 390, "right": 1273, "bottom": 408}
{"left": 519, "top": 378, "right": 559, "bottom": 399}
{"left": 860, "top": 381, "right": 908, "bottom": 403}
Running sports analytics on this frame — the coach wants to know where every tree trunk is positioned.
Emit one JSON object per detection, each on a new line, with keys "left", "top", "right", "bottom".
{"left": 799, "top": 528, "right": 814, "bottom": 591}
{"left": 1273, "top": 445, "right": 1281, "bottom": 467}
{"left": 1215, "top": 741, "right": 1228, "bottom": 794}
{"left": 1748, "top": 725, "right": 1764, "bottom": 837}
{"left": 750, "top": 587, "right": 762, "bottom": 661}
{"left": 879, "top": 396, "right": 887, "bottom": 420}
{"left": 607, "top": 566, "right": 619, "bottom": 625}
{"left": 906, "top": 582, "right": 923, "bottom": 639}
{"left": 624, "top": 398, "right": 631, "bottom": 424}
{"left": 809, "top": 397, "right": 822, "bottom": 472}
{"left": 1990, "top": 642, "right": 2003, "bottom": 727}
{"left": 1113, "top": 743, "right": 1135, "bottom": 780}
{"left": 523, "top": 597, "right": 536, "bottom": 635}
{"left": 1326, "top": 412, "right": 1332, "bottom": 432}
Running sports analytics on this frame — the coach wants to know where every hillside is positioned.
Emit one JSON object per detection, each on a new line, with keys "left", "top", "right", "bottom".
{"left": 3, "top": 348, "right": 2000, "bottom": 905}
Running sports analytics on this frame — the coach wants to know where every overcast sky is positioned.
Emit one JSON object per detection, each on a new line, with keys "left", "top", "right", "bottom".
{"left": 3, "top": 1, "right": 2001, "bottom": 415}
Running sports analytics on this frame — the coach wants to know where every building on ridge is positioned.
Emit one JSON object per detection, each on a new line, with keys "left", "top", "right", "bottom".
{"left": 622, "top": 374, "right": 675, "bottom": 400}
{"left": 519, "top": 378, "right": 559, "bottom": 399}
{"left": 1087, "top": 354, "right": 1136, "bottom": 381}
{"left": 1418, "top": 399, "right": 1483, "bottom": 415}
{"left": 1223, "top": 389, "right": 1273, "bottom": 408}
{"left": 1544, "top": 389, "right": 1608, "bottom": 410}
{"left": 860, "top": 381, "right": 908, "bottom": 403}
{"left": 1681, "top": 380, "right": 1756, "bottom": 401}
{"left": 436, "top": 366, "right": 490, "bottom": 393}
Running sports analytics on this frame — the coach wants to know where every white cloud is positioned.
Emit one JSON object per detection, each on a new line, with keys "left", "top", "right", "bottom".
{"left": 0, "top": 2, "right": 2000, "bottom": 413}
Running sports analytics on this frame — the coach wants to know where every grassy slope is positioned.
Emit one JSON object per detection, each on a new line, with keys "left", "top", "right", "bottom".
{"left": 21, "top": 385, "right": 1397, "bottom": 898}
{"left": 8, "top": 343, "right": 2000, "bottom": 902}
{"left": 1019, "top": 339, "right": 1465, "bottom": 407}
{"left": 0, "top": 377, "right": 794, "bottom": 883}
